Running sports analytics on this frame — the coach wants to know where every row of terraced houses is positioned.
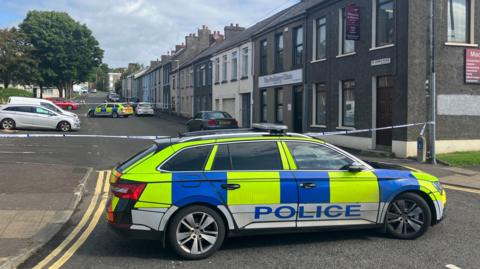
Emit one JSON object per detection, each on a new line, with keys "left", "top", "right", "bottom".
{"left": 121, "top": 0, "right": 480, "bottom": 158}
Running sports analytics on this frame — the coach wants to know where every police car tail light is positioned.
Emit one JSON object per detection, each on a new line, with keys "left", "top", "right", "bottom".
{"left": 111, "top": 183, "right": 146, "bottom": 200}
{"left": 207, "top": 119, "right": 216, "bottom": 126}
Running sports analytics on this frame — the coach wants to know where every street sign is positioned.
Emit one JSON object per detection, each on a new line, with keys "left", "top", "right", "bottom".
{"left": 465, "top": 48, "right": 480, "bottom": 84}
{"left": 345, "top": 4, "right": 361, "bottom": 40}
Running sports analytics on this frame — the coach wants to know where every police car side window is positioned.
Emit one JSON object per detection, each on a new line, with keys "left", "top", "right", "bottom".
{"left": 286, "top": 142, "right": 353, "bottom": 170}
{"left": 211, "top": 144, "right": 232, "bottom": 170}
{"left": 228, "top": 142, "right": 283, "bottom": 171}
{"left": 161, "top": 145, "right": 213, "bottom": 172}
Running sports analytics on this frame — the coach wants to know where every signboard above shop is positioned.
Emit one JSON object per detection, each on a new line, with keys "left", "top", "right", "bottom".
{"left": 466, "top": 48, "right": 480, "bottom": 84}
{"left": 345, "top": 4, "right": 361, "bottom": 40}
{"left": 258, "top": 69, "right": 303, "bottom": 88}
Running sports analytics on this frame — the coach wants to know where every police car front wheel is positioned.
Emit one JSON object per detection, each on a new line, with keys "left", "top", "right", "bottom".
{"left": 168, "top": 205, "right": 226, "bottom": 259}
{"left": 385, "top": 192, "right": 431, "bottom": 240}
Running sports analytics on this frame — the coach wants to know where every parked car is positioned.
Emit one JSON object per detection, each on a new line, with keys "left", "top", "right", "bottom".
{"left": 89, "top": 88, "right": 97, "bottom": 93}
{"left": 87, "top": 103, "right": 133, "bottom": 118}
{"left": 106, "top": 93, "right": 120, "bottom": 102}
{"left": 126, "top": 97, "right": 140, "bottom": 108}
{"left": 135, "top": 102, "right": 154, "bottom": 116}
{"left": 186, "top": 111, "right": 238, "bottom": 132}
{"left": 8, "top": 96, "right": 79, "bottom": 120}
{"left": 0, "top": 104, "right": 80, "bottom": 132}
{"left": 46, "top": 97, "right": 79, "bottom": 110}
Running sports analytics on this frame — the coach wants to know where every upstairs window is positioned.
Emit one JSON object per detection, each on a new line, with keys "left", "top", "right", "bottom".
{"left": 275, "top": 33, "right": 284, "bottom": 72}
{"left": 340, "top": 8, "right": 355, "bottom": 55}
{"left": 260, "top": 40, "right": 268, "bottom": 75}
{"left": 375, "top": 0, "right": 395, "bottom": 47}
{"left": 242, "top": 47, "right": 249, "bottom": 77}
{"left": 293, "top": 27, "right": 304, "bottom": 66}
{"left": 448, "top": 0, "right": 472, "bottom": 43}
{"left": 231, "top": 51, "right": 238, "bottom": 80}
{"left": 222, "top": 55, "right": 228, "bottom": 82}
{"left": 214, "top": 58, "right": 220, "bottom": 83}
{"left": 315, "top": 17, "right": 327, "bottom": 60}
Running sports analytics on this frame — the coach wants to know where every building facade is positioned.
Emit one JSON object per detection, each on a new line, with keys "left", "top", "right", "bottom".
{"left": 108, "top": 73, "right": 121, "bottom": 92}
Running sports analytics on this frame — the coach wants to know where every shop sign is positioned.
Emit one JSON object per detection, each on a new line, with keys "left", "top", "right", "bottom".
{"left": 345, "top": 4, "right": 361, "bottom": 40}
{"left": 371, "top": 58, "right": 391, "bottom": 66}
{"left": 258, "top": 69, "right": 302, "bottom": 88}
{"left": 466, "top": 48, "right": 480, "bottom": 84}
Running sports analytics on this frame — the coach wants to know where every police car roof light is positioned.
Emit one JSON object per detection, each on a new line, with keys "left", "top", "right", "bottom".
{"left": 251, "top": 123, "right": 288, "bottom": 135}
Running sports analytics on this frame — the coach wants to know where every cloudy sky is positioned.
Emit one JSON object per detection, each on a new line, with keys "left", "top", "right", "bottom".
{"left": 0, "top": 0, "right": 299, "bottom": 68}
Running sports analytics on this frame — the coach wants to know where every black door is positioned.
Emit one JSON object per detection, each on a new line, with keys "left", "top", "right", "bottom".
{"left": 241, "top": 93, "right": 251, "bottom": 128}
{"left": 293, "top": 86, "right": 303, "bottom": 133}
{"left": 376, "top": 76, "right": 393, "bottom": 148}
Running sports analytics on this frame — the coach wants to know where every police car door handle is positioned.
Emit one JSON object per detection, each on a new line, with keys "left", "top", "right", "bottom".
{"left": 300, "top": 182, "right": 316, "bottom": 189}
{"left": 221, "top": 184, "right": 240, "bottom": 190}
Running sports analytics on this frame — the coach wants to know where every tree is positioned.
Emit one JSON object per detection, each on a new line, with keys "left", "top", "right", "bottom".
{"left": 19, "top": 11, "right": 103, "bottom": 98}
{"left": 0, "top": 27, "right": 38, "bottom": 88}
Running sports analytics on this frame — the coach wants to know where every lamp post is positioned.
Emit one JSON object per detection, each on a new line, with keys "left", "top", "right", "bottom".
{"left": 428, "top": 0, "right": 437, "bottom": 165}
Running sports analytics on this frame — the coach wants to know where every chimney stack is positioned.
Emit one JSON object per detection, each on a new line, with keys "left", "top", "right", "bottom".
{"left": 224, "top": 23, "right": 245, "bottom": 40}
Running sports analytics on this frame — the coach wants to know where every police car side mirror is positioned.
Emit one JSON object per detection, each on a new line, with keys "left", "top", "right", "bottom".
{"left": 348, "top": 163, "right": 365, "bottom": 173}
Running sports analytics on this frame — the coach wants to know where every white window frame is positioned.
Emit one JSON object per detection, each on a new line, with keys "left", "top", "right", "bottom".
{"left": 337, "top": 8, "right": 356, "bottom": 57}
{"left": 371, "top": 0, "right": 396, "bottom": 50}
{"left": 231, "top": 51, "right": 238, "bottom": 80}
{"left": 201, "top": 65, "right": 206, "bottom": 86}
{"left": 214, "top": 58, "right": 220, "bottom": 83}
{"left": 222, "top": 55, "right": 228, "bottom": 82}
{"left": 311, "top": 83, "right": 327, "bottom": 128}
{"left": 337, "top": 80, "right": 356, "bottom": 130}
{"left": 241, "top": 47, "right": 249, "bottom": 78}
{"left": 445, "top": 0, "right": 477, "bottom": 47}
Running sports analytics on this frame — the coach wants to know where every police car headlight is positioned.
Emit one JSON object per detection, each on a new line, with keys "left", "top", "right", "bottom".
{"left": 432, "top": 181, "right": 443, "bottom": 193}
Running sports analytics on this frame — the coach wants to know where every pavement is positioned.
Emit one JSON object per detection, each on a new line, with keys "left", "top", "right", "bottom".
{"left": 0, "top": 92, "right": 479, "bottom": 268}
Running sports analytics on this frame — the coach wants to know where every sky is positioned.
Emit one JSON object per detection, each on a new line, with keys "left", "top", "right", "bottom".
{"left": 0, "top": 0, "right": 299, "bottom": 68}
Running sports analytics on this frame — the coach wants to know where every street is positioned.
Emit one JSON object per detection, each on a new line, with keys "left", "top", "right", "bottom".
{"left": 0, "top": 93, "right": 475, "bottom": 269}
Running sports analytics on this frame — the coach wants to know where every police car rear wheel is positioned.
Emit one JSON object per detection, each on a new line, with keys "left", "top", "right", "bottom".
{"left": 112, "top": 112, "right": 118, "bottom": 118}
{"left": 168, "top": 206, "right": 225, "bottom": 259}
{"left": 386, "top": 193, "right": 431, "bottom": 239}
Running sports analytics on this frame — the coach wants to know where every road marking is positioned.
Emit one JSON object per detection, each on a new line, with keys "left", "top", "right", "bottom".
{"left": 32, "top": 170, "right": 108, "bottom": 269}
{"left": 0, "top": 151, "right": 36, "bottom": 154}
{"left": 445, "top": 264, "right": 462, "bottom": 269}
{"left": 48, "top": 170, "right": 111, "bottom": 269}
{"left": 443, "top": 184, "right": 480, "bottom": 195}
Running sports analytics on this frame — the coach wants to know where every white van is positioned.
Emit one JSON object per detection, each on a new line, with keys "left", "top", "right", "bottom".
{"left": 8, "top": 96, "right": 79, "bottom": 119}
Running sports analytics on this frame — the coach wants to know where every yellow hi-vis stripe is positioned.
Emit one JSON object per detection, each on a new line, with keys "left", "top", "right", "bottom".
{"left": 227, "top": 172, "right": 280, "bottom": 205}
{"left": 277, "top": 142, "right": 290, "bottom": 170}
{"left": 204, "top": 145, "right": 218, "bottom": 171}
{"left": 280, "top": 141, "right": 297, "bottom": 170}
{"left": 329, "top": 171, "right": 379, "bottom": 203}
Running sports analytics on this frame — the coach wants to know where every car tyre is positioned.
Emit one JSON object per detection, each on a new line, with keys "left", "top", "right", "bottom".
{"left": 88, "top": 111, "right": 94, "bottom": 117}
{"left": 1, "top": 118, "right": 16, "bottom": 130}
{"left": 167, "top": 205, "right": 226, "bottom": 260}
{"left": 112, "top": 112, "right": 118, "bottom": 118}
{"left": 57, "top": 121, "right": 71, "bottom": 132}
{"left": 385, "top": 192, "right": 431, "bottom": 240}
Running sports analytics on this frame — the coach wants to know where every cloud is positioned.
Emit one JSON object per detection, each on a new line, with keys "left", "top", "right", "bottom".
{"left": 0, "top": 0, "right": 299, "bottom": 67}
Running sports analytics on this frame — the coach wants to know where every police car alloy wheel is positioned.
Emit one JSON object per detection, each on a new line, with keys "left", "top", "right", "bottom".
{"left": 168, "top": 206, "right": 225, "bottom": 259}
{"left": 1, "top": 119, "right": 15, "bottom": 130}
{"left": 385, "top": 193, "right": 431, "bottom": 239}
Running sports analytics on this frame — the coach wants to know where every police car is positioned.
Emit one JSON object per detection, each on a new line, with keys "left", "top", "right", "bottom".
{"left": 87, "top": 103, "right": 133, "bottom": 118}
{"left": 106, "top": 124, "right": 446, "bottom": 259}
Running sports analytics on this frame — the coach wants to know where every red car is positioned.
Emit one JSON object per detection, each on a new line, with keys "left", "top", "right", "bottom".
{"left": 46, "top": 98, "right": 79, "bottom": 110}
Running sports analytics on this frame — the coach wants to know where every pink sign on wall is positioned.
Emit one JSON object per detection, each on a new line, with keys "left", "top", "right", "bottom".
{"left": 466, "top": 48, "right": 480, "bottom": 84}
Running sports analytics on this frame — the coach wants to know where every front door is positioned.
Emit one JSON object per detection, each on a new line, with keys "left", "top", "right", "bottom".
{"left": 376, "top": 76, "right": 393, "bottom": 149}
{"left": 293, "top": 86, "right": 303, "bottom": 133}
{"left": 206, "top": 141, "right": 297, "bottom": 229}
{"left": 283, "top": 141, "right": 380, "bottom": 227}
{"left": 241, "top": 93, "right": 251, "bottom": 128}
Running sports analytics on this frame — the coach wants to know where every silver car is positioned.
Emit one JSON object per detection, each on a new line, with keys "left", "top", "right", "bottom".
{"left": 0, "top": 104, "right": 80, "bottom": 132}
{"left": 135, "top": 102, "right": 154, "bottom": 116}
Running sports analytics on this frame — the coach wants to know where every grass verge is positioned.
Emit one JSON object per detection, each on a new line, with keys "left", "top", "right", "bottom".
{"left": 0, "top": 88, "right": 34, "bottom": 103}
{"left": 437, "top": 151, "right": 480, "bottom": 166}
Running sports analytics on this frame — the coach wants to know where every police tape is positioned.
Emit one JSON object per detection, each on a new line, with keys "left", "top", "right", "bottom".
{"left": 0, "top": 122, "right": 432, "bottom": 140}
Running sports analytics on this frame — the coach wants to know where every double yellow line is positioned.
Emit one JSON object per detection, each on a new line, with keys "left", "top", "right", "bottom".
{"left": 33, "top": 170, "right": 111, "bottom": 269}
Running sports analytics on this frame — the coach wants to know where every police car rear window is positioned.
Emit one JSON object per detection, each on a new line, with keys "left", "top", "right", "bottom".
{"left": 161, "top": 145, "right": 213, "bottom": 171}
{"left": 117, "top": 144, "right": 158, "bottom": 172}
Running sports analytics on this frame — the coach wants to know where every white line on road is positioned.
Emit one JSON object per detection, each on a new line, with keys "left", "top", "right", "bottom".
{"left": 0, "top": 151, "right": 36, "bottom": 154}
{"left": 445, "top": 264, "right": 462, "bottom": 269}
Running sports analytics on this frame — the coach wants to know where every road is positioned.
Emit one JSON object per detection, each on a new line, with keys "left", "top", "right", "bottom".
{"left": 1, "top": 93, "right": 478, "bottom": 269}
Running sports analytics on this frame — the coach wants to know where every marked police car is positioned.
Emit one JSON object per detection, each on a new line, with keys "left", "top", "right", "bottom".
{"left": 106, "top": 124, "right": 446, "bottom": 259}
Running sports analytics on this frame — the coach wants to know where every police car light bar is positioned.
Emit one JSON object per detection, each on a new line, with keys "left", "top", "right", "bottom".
{"left": 251, "top": 123, "right": 288, "bottom": 134}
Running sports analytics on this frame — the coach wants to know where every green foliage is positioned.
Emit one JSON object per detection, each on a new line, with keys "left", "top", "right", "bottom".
{"left": 437, "top": 151, "right": 480, "bottom": 167}
{"left": 0, "top": 27, "right": 39, "bottom": 88}
{"left": 0, "top": 87, "right": 34, "bottom": 103}
{"left": 19, "top": 11, "right": 103, "bottom": 96}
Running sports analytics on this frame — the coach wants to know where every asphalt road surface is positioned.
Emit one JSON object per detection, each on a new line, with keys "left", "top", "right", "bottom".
{"left": 2, "top": 93, "right": 478, "bottom": 269}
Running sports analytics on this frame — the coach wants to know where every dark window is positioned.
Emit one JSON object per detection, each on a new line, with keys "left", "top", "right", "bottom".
{"left": 315, "top": 83, "right": 327, "bottom": 126}
{"left": 448, "top": 0, "right": 471, "bottom": 43}
{"left": 275, "top": 88, "right": 284, "bottom": 123}
{"left": 315, "top": 17, "right": 327, "bottom": 60}
{"left": 207, "top": 62, "right": 212, "bottom": 86}
{"left": 260, "top": 40, "right": 268, "bottom": 75}
{"left": 341, "top": 8, "right": 355, "bottom": 54}
{"left": 205, "top": 111, "right": 231, "bottom": 119}
{"left": 260, "top": 89, "right": 267, "bottom": 122}
{"left": 275, "top": 33, "right": 284, "bottom": 72}
{"left": 229, "top": 142, "right": 282, "bottom": 170}
{"left": 342, "top": 80, "right": 355, "bottom": 127}
{"left": 211, "top": 144, "right": 232, "bottom": 170}
{"left": 161, "top": 145, "right": 213, "bottom": 171}
{"left": 376, "top": 0, "right": 395, "bottom": 46}
{"left": 106, "top": 104, "right": 115, "bottom": 108}
{"left": 286, "top": 142, "right": 354, "bottom": 170}
{"left": 194, "top": 112, "right": 203, "bottom": 119}
{"left": 4, "top": 106, "right": 33, "bottom": 113}
{"left": 293, "top": 27, "right": 303, "bottom": 66}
